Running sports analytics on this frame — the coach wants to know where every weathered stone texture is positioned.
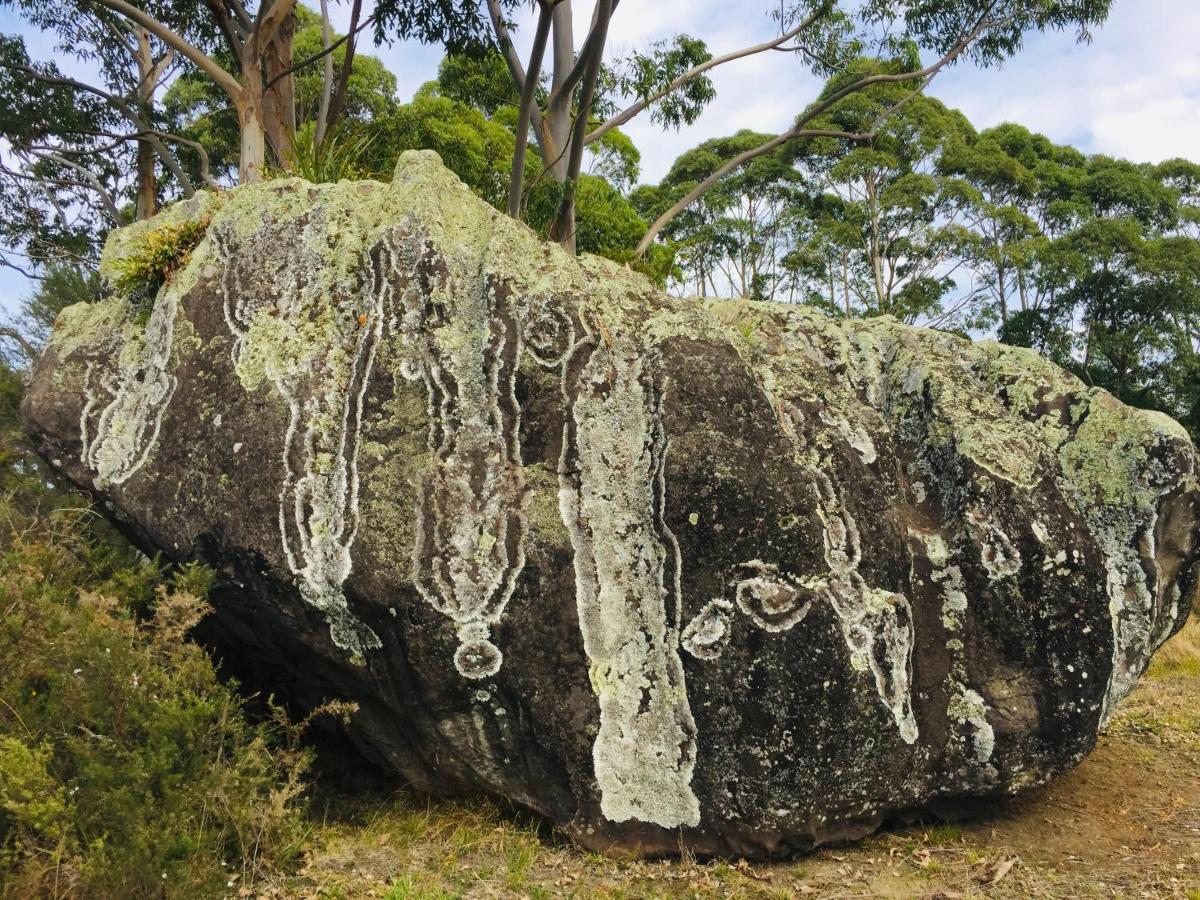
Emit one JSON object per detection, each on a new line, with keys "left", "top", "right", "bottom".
{"left": 22, "top": 152, "right": 1198, "bottom": 856}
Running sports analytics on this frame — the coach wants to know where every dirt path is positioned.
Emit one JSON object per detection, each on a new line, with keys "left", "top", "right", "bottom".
{"left": 263, "top": 623, "right": 1200, "bottom": 900}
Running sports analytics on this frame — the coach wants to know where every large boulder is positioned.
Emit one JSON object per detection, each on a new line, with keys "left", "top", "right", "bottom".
{"left": 22, "top": 152, "right": 1198, "bottom": 857}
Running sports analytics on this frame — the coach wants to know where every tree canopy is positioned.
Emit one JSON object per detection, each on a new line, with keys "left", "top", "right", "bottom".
{"left": 10, "top": 0, "right": 1200, "bottom": 441}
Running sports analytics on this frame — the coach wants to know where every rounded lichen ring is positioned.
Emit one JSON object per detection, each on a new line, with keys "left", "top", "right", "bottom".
{"left": 454, "top": 624, "right": 504, "bottom": 679}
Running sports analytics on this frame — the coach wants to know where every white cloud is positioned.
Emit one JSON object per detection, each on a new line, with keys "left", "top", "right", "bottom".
{"left": 931, "top": 0, "right": 1200, "bottom": 161}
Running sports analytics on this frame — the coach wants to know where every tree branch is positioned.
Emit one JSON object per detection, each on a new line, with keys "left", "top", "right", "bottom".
{"left": 487, "top": 0, "right": 547, "bottom": 140}
{"left": 555, "top": 0, "right": 612, "bottom": 243}
{"left": 325, "top": 0, "right": 364, "bottom": 133}
{"left": 315, "top": 0, "right": 335, "bottom": 145}
{"left": 635, "top": 129, "right": 869, "bottom": 257}
{"left": 256, "top": 0, "right": 298, "bottom": 51}
{"left": 543, "top": 0, "right": 620, "bottom": 111}
{"left": 90, "top": 0, "right": 243, "bottom": 100}
{"left": 487, "top": 0, "right": 528, "bottom": 92}
{"left": 508, "top": 1, "right": 553, "bottom": 218}
{"left": 0, "top": 327, "right": 36, "bottom": 359}
{"left": 588, "top": 3, "right": 824, "bottom": 144}
{"left": 262, "top": 10, "right": 375, "bottom": 92}
{"left": 37, "top": 151, "right": 122, "bottom": 224}
{"left": 202, "top": 0, "right": 244, "bottom": 58}
{"left": 0, "top": 61, "right": 199, "bottom": 197}
{"left": 635, "top": 6, "right": 999, "bottom": 256}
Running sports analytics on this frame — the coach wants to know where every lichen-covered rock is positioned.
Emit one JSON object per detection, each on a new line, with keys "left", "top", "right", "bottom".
{"left": 22, "top": 152, "right": 1199, "bottom": 857}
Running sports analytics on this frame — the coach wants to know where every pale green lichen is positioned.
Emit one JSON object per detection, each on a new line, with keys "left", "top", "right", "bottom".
{"left": 558, "top": 336, "right": 701, "bottom": 829}
{"left": 524, "top": 462, "right": 569, "bottom": 546}
{"left": 947, "top": 686, "right": 995, "bottom": 764}
{"left": 1056, "top": 391, "right": 1194, "bottom": 721}
{"left": 50, "top": 298, "right": 128, "bottom": 360}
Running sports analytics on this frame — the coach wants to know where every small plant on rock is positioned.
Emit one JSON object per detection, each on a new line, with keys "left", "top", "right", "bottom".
{"left": 108, "top": 214, "right": 212, "bottom": 319}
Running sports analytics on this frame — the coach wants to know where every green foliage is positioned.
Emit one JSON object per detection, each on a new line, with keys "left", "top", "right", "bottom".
{"left": 368, "top": 92, "right": 517, "bottom": 210}
{"left": 950, "top": 133, "right": 1200, "bottom": 438}
{"left": 436, "top": 52, "right": 519, "bottom": 117}
{"left": 573, "top": 175, "right": 648, "bottom": 261}
{"left": 0, "top": 362, "right": 318, "bottom": 898}
{"left": 107, "top": 215, "right": 212, "bottom": 312}
{"left": 788, "top": 60, "right": 978, "bottom": 319}
{"left": 162, "top": 70, "right": 240, "bottom": 181}
{"left": 284, "top": 123, "right": 377, "bottom": 184}
{"left": 858, "top": 0, "right": 1113, "bottom": 68}
{"left": 612, "top": 34, "right": 716, "bottom": 130}
{"left": 292, "top": 19, "right": 398, "bottom": 127}
{"left": 371, "top": 0, "right": 516, "bottom": 55}
{"left": 0, "top": 32, "right": 125, "bottom": 271}
{"left": 635, "top": 128, "right": 806, "bottom": 301}
{"left": 586, "top": 128, "right": 641, "bottom": 192}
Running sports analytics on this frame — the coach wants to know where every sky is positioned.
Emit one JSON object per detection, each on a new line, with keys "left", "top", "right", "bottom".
{"left": 2, "top": 0, "right": 1198, "bottom": 315}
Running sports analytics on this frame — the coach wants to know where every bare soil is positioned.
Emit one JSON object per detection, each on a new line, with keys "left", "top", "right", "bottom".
{"left": 259, "top": 620, "right": 1200, "bottom": 900}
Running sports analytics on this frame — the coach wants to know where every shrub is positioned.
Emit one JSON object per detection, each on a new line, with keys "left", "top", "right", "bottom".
{"left": 285, "top": 122, "right": 377, "bottom": 184}
{"left": 107, "top": 215, "right": 212, "bottom": 317}
{"left": 0, "top": 361, "right": 323, "bottom": 898}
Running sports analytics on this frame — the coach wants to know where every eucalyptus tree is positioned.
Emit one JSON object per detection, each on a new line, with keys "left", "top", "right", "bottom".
{"left": 632, "top": 131, "right": 806, "bottom": 299}
{"left": 24, "top": 0, "right": 500, "bottom": 183}
{"left": 1030, "top": 155, "right": 1184, "bottom": 374}
{"left": 47, "top": 0, "right": 304, "bottom": 182}
{"left": 789, "top": 64, "right": 977, "bottom": 321}
{"left": 940, "top": 124, "right": 1052, "bottom": 325}
{"left": 1156, "top": 158, "right": 1200, "bottom": 239}
{"left": 0, "top": 28, "right": 199, "bottom": 284}
{"left": 0, "top": 0, "right": 216, "bottom": 287}
{"left": 0, "top": 35, "right": 121, "bottom": 276}
{"left": 166, "top": 6, "right": 399, "bottom": 183}
{"left": 486, "top": 0, "right": 810, "bottom": 250}
{"left": 633, "top": 0, "right": 1113, "bottom": 258}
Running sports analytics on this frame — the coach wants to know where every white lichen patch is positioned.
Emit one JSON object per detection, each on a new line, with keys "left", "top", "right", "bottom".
{"left": 681, "top": 599, "right": 734, "bottom": 660}
{"left": 936, "top": 565, "right": 968, "bottom": 631}
{"left": 212, "top": 202, "right": 382, "bottom": 658}
{"left": 734, "top": 562, "right": 818, "bottom": 633}
{"left": 805, "top": 468, "right": 918, "bottom": 744}
{"left": 908, "top": 528, "right": 1005, "bottom": 772}
{"left": 947, "top": 686, "right": 995, "bottom": 764}
{"left": 967, "top": 508, "right": 1022, "bottom": 582}
{"left": 683, "top": 355, "right": 923, "bottom": 743}
{"left": 558, "top": 336, "right": 701, "bottom": 829}
{"left": 375, "top": 220, "right": 528, "bottom": 680}
{"left": 81, "top": 233, "right": 210, "bottom": 488}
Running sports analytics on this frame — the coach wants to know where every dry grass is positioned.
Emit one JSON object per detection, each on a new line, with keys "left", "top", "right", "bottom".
{"left": 1156, "top": 616, "right": 1200, "bottom": 676}
{"left": 258, "top": 618, "right": 1200, "bottom": 900}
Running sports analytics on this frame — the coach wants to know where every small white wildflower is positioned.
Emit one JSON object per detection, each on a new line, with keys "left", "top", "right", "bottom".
{"left": 72, "top": 668, "right": 82, "bottom": 675}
